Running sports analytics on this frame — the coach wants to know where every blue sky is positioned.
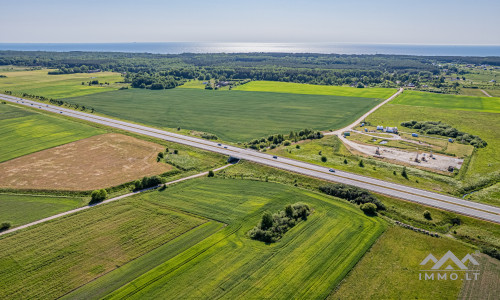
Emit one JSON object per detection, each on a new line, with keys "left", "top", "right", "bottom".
{"left": 1, "top": 0, "right": 499, "bottom": 44}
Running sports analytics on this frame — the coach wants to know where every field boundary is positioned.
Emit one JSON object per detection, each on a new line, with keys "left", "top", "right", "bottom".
{"left": 0, "top": 164, "right": 233, "bottom": 237}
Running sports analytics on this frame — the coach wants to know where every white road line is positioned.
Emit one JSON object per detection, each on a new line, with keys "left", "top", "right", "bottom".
{"left": 1, "top": 93, "right": 499, "bottom": 224}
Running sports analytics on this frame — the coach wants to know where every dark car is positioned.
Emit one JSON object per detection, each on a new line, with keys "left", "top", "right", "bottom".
{"left": 273, "top": 155, "right": 278, "bottom": 159}
{"left": 329, "top": 169, "right": 335, "bottom": 173}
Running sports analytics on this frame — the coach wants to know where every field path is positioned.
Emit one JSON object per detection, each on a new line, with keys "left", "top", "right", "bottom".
{"left": 0, "top": 164, "right": 232, "bottom": 237}
{"left": 480, "top": 89, "right": 492, "bottom": 97}
{"left": 325, "top": 88, "right": 403, "bottom": 135}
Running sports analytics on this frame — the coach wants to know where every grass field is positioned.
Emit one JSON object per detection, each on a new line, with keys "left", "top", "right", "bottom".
{"left": 0, "top": 69, "right": 126, "bottom": 98}
{"left": 393, "top": 90, "right": 500, "bottom": 113}
{"left": 64, "top": 88, "right": 381, "bottom": 142}
{"left": 459, "top": 254, "right": 500, "bottom": 300}
{"left": 269, "top": 135, "right": 459, "bottom": 195}
{"left": 0, "top": 194, "right": 86, "bottom": 228}
{"left": 331, "top": 226, "right": 474, "bottom": 300}
{"left": 0, "top": 104, "right": 104, "bottom": 162}
{"left": 0, "top": 198, "right": 207, "bottom": 299}
{"left": 77, "top": 178, "right": 385, "bottom": 299}
{"left": 0, "top": 133, "right": 172, "bottom": 191}
{"left": 366, "top": 94, "right": 500, "bottom": 202}
{"left": 233, "top": 81, "right": 396, "bottom": 98}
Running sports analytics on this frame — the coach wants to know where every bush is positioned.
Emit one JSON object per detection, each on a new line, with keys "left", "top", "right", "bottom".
{"left": 296, "top": 145, "right": 300, "bottom": 149}
{"left": 360, "top": 203, "right": 377, "bottom": 215}
{"left": 423, "top": 210, "right": 432, "bottom": 220}
{"left": 482, "top": 247, "right": 500, "bottom": 260}
{"left": 90, "top": 189, "right": 107, "bottom": 204}
{"left": 319, "top": 183, "right": 385, "bottom": 210}
{"left": 358, "top": 160, "right": 364, "bottom": 167}
{"left": 0, "top": 222, "right": 11, "bottom": 231}
{"left": 321, "top": 156, "right": 327, "bottom": 162}
{"left": 134, "top": 175, "right": 164, "bottom": 190}
{"left": 173, "top": 149, "right": 179, "bottom": 154}
{"left": 208, "top": 170, "right": 215, "bottom": 177}
{"left": 344, "top": 159, "right": 348, "bottom": 164}
{"left": 402, "top": 167, "right": 408, "bottom": 179}
{"left": 249, "top": 203, "right": 311, "bottom": 243}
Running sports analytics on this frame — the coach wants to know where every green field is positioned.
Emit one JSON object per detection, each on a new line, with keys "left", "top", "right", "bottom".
{"left": 393, "top": 90, "right": 500, "bottom": 113}
{"left": 233, "top": 80, "right": 396, "bottom": 98}
{"left": 0, "top": 104, "right": 104, "bottom": 162}
{"left": 332, "top": 226, "right": 474, "bottom": 300}
{"left": 67, "top": 178, "right": 385, "bottom": 299}
{"left": 0, "top": 198, "right": 206, "bottom": 299}
{"left": 0, "top": 194, "right": 86, "bottom": 228}
{"left": 65, "top": 88, "right": 381, "bottom": 142}
{"left": 0, "top": 69, "right": 126, "bottom": 98}
{"left": 366, "top": 92, "right": 500, "bottom": 204}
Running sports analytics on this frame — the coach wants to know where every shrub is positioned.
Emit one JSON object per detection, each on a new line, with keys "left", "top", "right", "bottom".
{"left": 344, "top": 159, "right": 348, "bottom": 164}
{"left": 173, "top": 149, "right": 179, "bottom": 154}
{"left": 360, "top": 203, "right": 377, "bottom": 215}
{"left": 321, "top": 156, "right": 327, "bottom": 162}
{"left": 90, "top": 189, "right": 107, "bottom": 204}
{"left": 423, "top": 210, "right": 432, "bottom": 220}
{"left": 358, "top": 160, "right": 364, "bottom": 167}
{"left": 208, "top": 170, "right": 215, "bottom": 177}
{"left": 0, "top": 222, "right": 11, "bottom": 231}
{"left": 134, "top": 175, "right": 164, "bottom": 190}
{"left": 249, "top": 203, "right": 311, "bottom": 243}
{"left": 402, "top": 167, "right": 408, "bottom": 179}
{"left": 296, "top": 145, "right": 300, "bottom": 149}
{"left": 157, "top": 152, "right": 164, "bottom": 159}
{"left": 319, "top": 183, "right": 385, "bottom": 210}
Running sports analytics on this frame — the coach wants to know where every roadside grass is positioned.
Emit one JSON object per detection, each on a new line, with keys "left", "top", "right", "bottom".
{"left": 393, "top": 90, "right": 500, "bottom": 113}
{"left": 0, "top": 104, "right": 104, "bottom": 162}
{"left": 96, "top": 178, "right": 386, "bottom": 299}
{"left": 366, "top": 103, "right": 500, "bottom": 202}
{"left": 459, "top": 88, "right": 490, "bottom": 97}
{"left": 0, "top": 194, "right": 86, "bottom": 228}
{"left": 485, "top": 89, "right": 500, "bottom": 97}
{"left": 0, "top": 133, "right": 173, "bottom": 191}
{"left": 220, "top": 161, "right": 500, "bottom": 252}
{"left": 233, "top": 80, "right": 396, "bottom": 98}
{"left": 331, "top": 226, "right": 474, "bottom": 300}
{"left": 0, "top": 198, "right": 206, "bottom": 299}
{"left": 0, "top": 69, "right": 126, "bottom": 98}
{"left": 269, "top": 135, "right": 459, "bottom": 194}
{"left": 465, "top": 183, "right": 500, "bottom": 206}
{"left": 63, "top": 88, "right": 381, "bottom": 142}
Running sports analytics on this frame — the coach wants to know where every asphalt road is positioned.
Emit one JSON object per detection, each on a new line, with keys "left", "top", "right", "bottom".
{"left": 2, "top": 93, "right": 500, "bottom": 224}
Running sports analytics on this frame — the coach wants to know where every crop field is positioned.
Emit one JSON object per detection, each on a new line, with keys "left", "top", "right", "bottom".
{"left": 0, "top": 194, "right": 86, "bottom": 228}
{"left": 485, "top": 89, "right": 500, "bottom": 97}
{"left": 0, "top": 69, "right": 126, "bottom": 98}
{"left": 0, "top": 104, "right": 104, "bottom": 162}
{"left": 332, "top": 226, "right": 474, "bottom": 300}
{"left": 393, "top": 90, "right": 500, "bottom": 113}
{"left": 0, "top": 133, "right": 172, "bottom": 191}
{"left": 459, "top": 254, "right": 500, "bottom": 300}
{"left": 64, "top": 88, "right": 381, "bottom": 142}
{"left": 71, "top": 178, "right": 385, "bottom": 299}
{"left": 233, "top": 80, "right": 396, "bottom": 98}
{"left": 0, "top": 198, "right": 207, "bottom": 299}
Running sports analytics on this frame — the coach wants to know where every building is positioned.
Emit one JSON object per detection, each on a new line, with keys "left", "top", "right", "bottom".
{"left": 385, "top": 127, "right": 398, "bottom": 133}
{"left": 412, "top": 133, "right": 419, "bottom": 137}
{"left": 376, "top": 125, "right": 384, "bottom": 130}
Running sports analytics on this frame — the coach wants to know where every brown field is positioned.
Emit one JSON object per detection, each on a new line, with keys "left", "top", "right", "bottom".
{"left": 0, "top": 133, "right": 172, "bottom": 191}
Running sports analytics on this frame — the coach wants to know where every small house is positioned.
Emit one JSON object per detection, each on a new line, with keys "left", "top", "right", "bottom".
{"left": 385, "top": 127, "right": 398, "bottom": 133}
{"left": 376, "top": 125, "right": 384, "bottom": 130}
{"left": 412, "top": 133, "right": 418, "bottom": 137}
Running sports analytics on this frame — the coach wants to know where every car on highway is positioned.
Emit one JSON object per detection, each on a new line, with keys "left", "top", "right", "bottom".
{"left": 217, "top": 143, "right": 222, "bottom": 146}
{"left": 273, "top": 155, "right": 278, "bottom": 159}
{"left": 224, "top": 146, "right": 228, "bottom": 149}
{"left": 329, "top": 169, "right": 335, "bottom": 172}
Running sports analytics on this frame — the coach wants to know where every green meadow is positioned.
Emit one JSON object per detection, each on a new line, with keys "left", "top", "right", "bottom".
{"left": 0, "top": 198, "right": 206, "bottom": 299}
{"left": 0, "top": 104, "right": 104, "bottom": 162}
{"left": 0, "top": 194, "right": 86, "bottom": 228}
{"left": 0, "top": 69, "right": 126, "bottom": 98}
{"left": 233, "top": 80, "right": 396, "bottom": 98}
{"left": 393, "top": 90, "right": 500, "bottom": 113}
{"left": 69, "top": 178, "right": 385, "bottom": 299}
{"left": 367, "top": 92, "right": 500, "bottom": 204}
{"left": 65, "top": 88, "right": 381, "bottom": 142}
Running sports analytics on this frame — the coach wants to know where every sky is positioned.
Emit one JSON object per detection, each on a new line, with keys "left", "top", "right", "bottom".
{"left": 1, "top": 0, "right": 499, "bottom": 45}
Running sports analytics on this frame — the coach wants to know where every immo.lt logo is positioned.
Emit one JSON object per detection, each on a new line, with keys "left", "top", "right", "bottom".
{"left": 419, "top": 250, "right": 480, "bottom": 281}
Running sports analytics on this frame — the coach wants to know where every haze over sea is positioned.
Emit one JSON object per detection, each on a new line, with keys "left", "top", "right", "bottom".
{"left": 0, "top": 42, "right": 499, "bottom": 57}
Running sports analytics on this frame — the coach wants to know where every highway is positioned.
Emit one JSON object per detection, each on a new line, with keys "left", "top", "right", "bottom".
{"left": 2, "top": 93, "right": 500, "bottom": 224}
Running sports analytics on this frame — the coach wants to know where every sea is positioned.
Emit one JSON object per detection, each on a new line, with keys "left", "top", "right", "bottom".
{"left": 0, "top": 42, "right": 499, "bottom": 57}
